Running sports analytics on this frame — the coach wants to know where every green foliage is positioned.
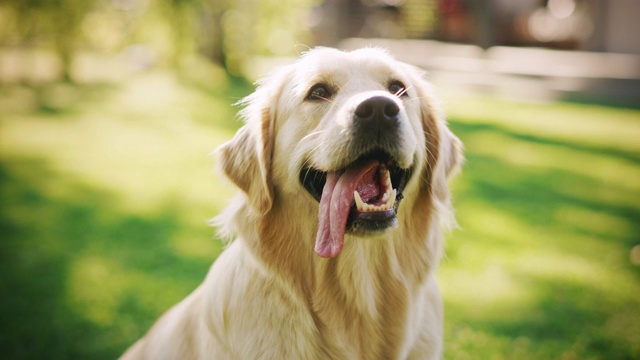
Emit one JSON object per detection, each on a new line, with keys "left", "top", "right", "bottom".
{"left": 220, "top": 0, "right": 316, "bottom": 74}
{"left": 1, "top": 0, "right": 96, "bottom": 80}
{"left": 0, "top": 76, "right": 639, "bottom": 358}
{"left": 0, "top": 0, "right": 318, "bottom": 79}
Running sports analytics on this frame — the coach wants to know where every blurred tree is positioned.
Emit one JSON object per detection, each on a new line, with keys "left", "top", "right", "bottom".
{"left": 196, "top": 0, "right": 227, "bottom": 66}
{"left": 215, "top": 0, "right": 316, "bottom": 75}
{"left": 401, "top": 0, "right": 438, "bottom": 39}
{"left": 1, "top": 0, "right": 317, "bottom": 81}
{"left": 2, "top": 0, "right": 96, "bottom": 81}
{"left": 467, "top": 0, "right": 497, "bottom": 49}
{"left": 157, "top": 0, "right": 316, "bottom": 75}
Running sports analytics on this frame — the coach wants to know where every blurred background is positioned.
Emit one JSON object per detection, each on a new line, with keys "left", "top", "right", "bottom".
{"left": 1, "top": 0, "right": 639, "bottom": 358}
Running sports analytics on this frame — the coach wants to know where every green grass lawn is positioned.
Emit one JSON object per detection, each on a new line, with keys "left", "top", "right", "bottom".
{"left": 441, "top": 96, "right": 640, "bottom": 359}
{"left": 1, "top": 71, "right": 639, "bottom": 359}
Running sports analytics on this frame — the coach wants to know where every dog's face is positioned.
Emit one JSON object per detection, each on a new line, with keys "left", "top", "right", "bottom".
{"left": 218, "top": 48, "right": 461, "bottom": 259}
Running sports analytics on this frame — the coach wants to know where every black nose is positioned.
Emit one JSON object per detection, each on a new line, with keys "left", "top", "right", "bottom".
{"left": 354, "top": 96, "right": 400, "bottom": 132}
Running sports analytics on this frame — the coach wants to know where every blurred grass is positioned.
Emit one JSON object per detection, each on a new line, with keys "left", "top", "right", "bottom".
{"left": 440, "top": 95, "right": 640, "bottom": 359}
{"left": 0, "top": 72, "right": 639, "bottom": 359}
{"left": 0, "top": 70, "right": 252, "bottom": 358}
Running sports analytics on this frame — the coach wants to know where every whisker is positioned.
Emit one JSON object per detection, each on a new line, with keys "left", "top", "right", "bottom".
{"left": 300, "top": 140, "right": 328, "bottom": 174}
{"left": 405, "top": 95, "right": 431, "bottom": 104}
{"left": 299, "top": 140, "right": 330, "bottom": 186}
{"left": 299, "top": 130, "right": 325, "bottom": 143}
{"left": 300, "top": 166, "right": 313, "bottom": 184}
{"left": 319, "top": 96, "right": 335, "bottom": 104}
{"left": 395, "top": 85, "right": 413, "bottom": 98}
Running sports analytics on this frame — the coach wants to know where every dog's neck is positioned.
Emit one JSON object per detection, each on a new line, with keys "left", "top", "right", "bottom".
{"left": 243, "top": 190, "right": 443, "bottom": 357}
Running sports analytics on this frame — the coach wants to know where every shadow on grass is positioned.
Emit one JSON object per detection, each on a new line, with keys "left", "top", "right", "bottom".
{"left": 467, "top": 154, "right": 639, "bottom": 248}
{"left": 0, "top": 158, "right": 220, "bottom": 359}
{"left": 448, "top": 120, "right": 640, "bottom": 246}
{"left": 446, "top": 274, "right": 640, "bottom": 359}
{"left": 450, "top": 121, "right": 640, "bottom": 166}
{"left": 443, "top": 120, "right": 640, "bottom": 359}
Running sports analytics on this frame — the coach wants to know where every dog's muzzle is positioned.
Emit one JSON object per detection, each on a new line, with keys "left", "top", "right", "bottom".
{"left": 300, "top": 95, "right": 414, "bottom": 258}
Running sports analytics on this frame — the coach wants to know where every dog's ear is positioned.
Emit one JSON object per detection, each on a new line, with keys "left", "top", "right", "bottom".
{"left": 442, "top": 128, "right": 463, "bottom": 179}
{"left": 216, "top": 76, "right": 285, "bottom": 214}
{"left": 217, "top": 119, "right": 273, "bottom": 214}
{"left": 421, "top": 95, "right": 464, "bottom": 191}
{"left": 407, "top": 65, "right": 463, "bottom": 196}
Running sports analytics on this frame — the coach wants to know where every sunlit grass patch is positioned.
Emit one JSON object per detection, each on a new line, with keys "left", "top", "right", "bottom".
{"left": 441, "top": 96, "right": 640, "bottom": 358}
{"left": 1, "top": 70, "right": 241, "bottom": 216}
{"left": 443, "top": 93, "right": 640, "bottom": 154}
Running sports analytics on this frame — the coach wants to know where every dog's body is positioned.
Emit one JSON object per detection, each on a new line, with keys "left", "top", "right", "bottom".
{"left": 121, "top": 47, "right": 462, "bottom": 360}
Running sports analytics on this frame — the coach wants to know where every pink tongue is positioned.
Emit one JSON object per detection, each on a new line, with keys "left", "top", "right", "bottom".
{"left": 315, "top": 160, "right": 379, "bottom": 258}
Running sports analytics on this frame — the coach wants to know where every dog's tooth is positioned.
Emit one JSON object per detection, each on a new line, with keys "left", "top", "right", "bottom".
{"left": 356, "top": 188, "right": 397, "bottom": 213}
{"left": 383, "top": 169, "right": 392, "bottom": 187}
{"left": 354, "top": 191, "right": 365, "bottom": 211}
{"left": 381, "top": 188, "right": 390, "bottom": 203}
{"left": 386, "top": 189, "right": 397, "bottom": 209}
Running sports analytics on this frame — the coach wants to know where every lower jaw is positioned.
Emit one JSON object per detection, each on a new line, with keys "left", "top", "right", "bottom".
{"left": 346, "top": 209, "right": 398, "bottom": 236}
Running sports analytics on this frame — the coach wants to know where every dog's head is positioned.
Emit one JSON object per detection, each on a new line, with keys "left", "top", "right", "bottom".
{"left": 217, "top": 47, "right": 462, "bottom": 258}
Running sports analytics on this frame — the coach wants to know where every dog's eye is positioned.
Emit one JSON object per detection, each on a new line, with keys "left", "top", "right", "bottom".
{"left": 306, "top": 83, "right": 332, "bottom": 101}
{"left": 389, "top": 81, "right": 408, "bottom": 97}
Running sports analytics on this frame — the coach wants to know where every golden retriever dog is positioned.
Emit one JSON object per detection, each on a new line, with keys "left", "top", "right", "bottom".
{"left": 121, "top": 47, "right": 462, "bottom": 360}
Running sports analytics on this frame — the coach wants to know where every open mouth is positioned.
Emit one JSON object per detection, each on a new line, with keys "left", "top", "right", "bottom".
{"left": 299, "top": 151, "right": 413, "bottom": 258}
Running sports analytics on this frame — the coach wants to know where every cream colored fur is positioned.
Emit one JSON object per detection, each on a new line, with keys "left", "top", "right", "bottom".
{"left": 121, "top": 47, "right": 463, "bottom": 360}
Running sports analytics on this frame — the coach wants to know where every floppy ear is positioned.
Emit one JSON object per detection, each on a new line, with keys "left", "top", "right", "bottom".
{"left": 408, "top": 65, "right": 463, "bottom": 197}
{"left": 216, "top": 88, "right": 277, "bottom": 215}
{"left": 420, "top": 93, "right": 464, "bottom": 188}
{"left": 442, "top": 128, "right": 463, "bottom": 179}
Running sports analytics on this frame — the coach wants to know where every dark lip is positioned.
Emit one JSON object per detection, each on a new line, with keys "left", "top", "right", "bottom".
{"left": 299, "top": 150, "right": 413, "bottom": 233}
